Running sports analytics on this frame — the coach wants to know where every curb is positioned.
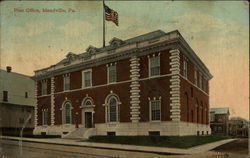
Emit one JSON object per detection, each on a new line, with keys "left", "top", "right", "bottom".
{"left": 1, "top": 136, "right": 235, "bottom": 155}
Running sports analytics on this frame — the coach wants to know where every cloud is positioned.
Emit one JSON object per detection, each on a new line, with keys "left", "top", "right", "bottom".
{"left": 10, "top": 20, "right": 56, "bottom": 37}
{"left": 59, "top": 20, "right": 94, "bottom": 37}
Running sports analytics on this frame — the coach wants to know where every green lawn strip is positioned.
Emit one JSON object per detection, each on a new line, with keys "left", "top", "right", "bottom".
{"left": 87, "top": 136, "right": 231, "bottom": 149}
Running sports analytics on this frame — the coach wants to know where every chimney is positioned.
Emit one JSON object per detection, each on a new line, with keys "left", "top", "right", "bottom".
{"left": 6, "top": 66, "right": 12, "bottom": 73}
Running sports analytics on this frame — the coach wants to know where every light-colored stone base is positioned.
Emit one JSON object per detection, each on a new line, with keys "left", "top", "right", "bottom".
{"left": 33, "top": 124, "right": 79, "bottom": 136}
{"left": 34, "top": 122, "right": 211, "bottom": 137}
{"left": 95, "top": 121, "right": 211, "bottom": 136}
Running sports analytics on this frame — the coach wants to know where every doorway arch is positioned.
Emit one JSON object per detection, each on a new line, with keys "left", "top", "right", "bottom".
{"left": 80, "top": 97, "right": 95, "bottom": 128}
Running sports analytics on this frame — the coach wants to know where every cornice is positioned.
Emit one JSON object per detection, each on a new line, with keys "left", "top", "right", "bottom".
{"left": 33, "top": 39, "right": 178, "bottom": 80}
{"left": 33, "top": 30, "right": 212, "bottom": 81}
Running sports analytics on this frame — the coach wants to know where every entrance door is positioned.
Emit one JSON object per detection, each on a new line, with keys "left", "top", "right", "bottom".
{"left": 85, "top": 112, "right": 92, "bottom": 128}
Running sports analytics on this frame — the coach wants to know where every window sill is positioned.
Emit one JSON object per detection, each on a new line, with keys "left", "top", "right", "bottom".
{"left": 149, "top": 120, "right": 161, "bottom": 123}
{"left": 40, "top": 94, "right": 50, "bottom": 97}
{"left": 148, "top": 75, "right": 161, "bottom": 79}
{"left": 107, "top": 82, "right": 117, "bottom": 85}
{"left": 181, "top": 75, "right": 208, "bottom": 94}
{"left": 62, "top": 124, "right": 72, "bottom": 127}
{"left": 82, "top": 86, "right": 92, "bottom": 90}
{"left": 106, "top": 122, "right": 120, "bottom": 126}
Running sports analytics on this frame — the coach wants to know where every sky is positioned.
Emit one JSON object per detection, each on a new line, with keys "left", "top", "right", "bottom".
{"left": 0, "top": 1, "right": 249, "bottom": 120}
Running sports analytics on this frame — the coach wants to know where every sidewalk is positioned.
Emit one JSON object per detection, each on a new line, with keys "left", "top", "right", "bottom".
{"left": 1, "top": 136, "right": 235, "bottom": 155}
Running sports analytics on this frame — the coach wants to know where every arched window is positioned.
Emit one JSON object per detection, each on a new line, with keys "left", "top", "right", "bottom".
{"left": 104, "top": 94, "right": 120, "bottom": 123}
{"left": 191, "top": 110, "right": 194, "bottom": 122}
{"left": 205, "top": 103, "right": 208, "bottom": 124}
{"left": 201, "top": 101, "right": 204, "bottom": 124}
{"left": 84, "top": 99, "right": 92, "bottom": 106}
{"left": 108, "top": 97, "right": 118, "bottom": 122}
{"left": 63, "top": 102, "right": 72, "bottom": 124}
{"left": 196, "top": 98, "right": 199, "bottom": 123}
{"left": 185, "top": 92, "right": 189, "bottom": 122}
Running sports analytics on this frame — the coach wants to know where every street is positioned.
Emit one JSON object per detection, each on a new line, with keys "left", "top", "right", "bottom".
{"left": 0, "top": 139, "right": 248, "bottom": 158}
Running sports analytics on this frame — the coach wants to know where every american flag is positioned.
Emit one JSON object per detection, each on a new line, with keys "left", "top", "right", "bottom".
{"left": 104, "top": 4, "right": 118, "bottom": 26}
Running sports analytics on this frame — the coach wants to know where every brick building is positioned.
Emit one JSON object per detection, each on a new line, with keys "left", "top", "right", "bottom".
{"left": 0, "top": 67, "right": 35, "bottom": 135}
{"left": 210, "top": 107, "right": 230, "bottom": 135}
{"left": 33, "top": 30, "right": 212, "bottom": 137}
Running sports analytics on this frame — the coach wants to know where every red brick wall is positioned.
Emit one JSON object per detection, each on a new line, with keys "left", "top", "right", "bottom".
{"left": 180, "top": 52, "right": 210, "bottom": 94}
{"left": 139, "top": 77, "right": 171, "bottom": 122}
{"left": 36, "top": 49, "right": 209, "bottom": 127}
{"left": 117, "top": 59, "right": 130, "bottom": 82}
{"left": 70, "top": 71, "right": 82, "bottom": 90}
{"left": 160, "top": 50, "right": 171, "bottom": 75}
{"left": 37, "top": 81, "right": 41, "bottom": 96}
{"left": 180, "top": 78, "right": 209, "bottom": 125}
{"left": 139, "top": 55, "right": 149, "bottom": 79}
{"left": 37, "top": 96, "right": 51, "bottom": 125}
{"left": 55, "top": 75, "right": 63, "bottom": 93}
{"left": 47, "top": 79, "right": 51, "bottom": 94}
{"left": 37, "top": 79, "right": 51, "bottom": 96}
{"left": 92, "top": 64, "right": 107, "bottom": 86}
{"left": 139, "top": 50, "right": 171, "bottom": 79}
{"left": 54, "top": 82, "right": 131, "bottom": 125}
{"left": 179, "top": 51, "right": 209, "bottom": 125}
{"left": 179, "top": 52, "right": 195, "bottom": 83}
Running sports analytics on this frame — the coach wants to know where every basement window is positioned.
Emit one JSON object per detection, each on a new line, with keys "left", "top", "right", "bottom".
{"left": 107, "top": 132, "right": 116, "bottom": 136}
{"left": 149, "top": 131, "right": 160, "bottom": 136}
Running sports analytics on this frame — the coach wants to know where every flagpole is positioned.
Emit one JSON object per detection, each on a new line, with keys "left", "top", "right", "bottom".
{"left": 103, "top": 0, "right": 105, "bottom": 47}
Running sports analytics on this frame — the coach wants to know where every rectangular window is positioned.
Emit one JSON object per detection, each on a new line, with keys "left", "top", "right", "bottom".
{"left": 150, "top": 56, "right": 160, "bottom": 76}
{"left": 108, "top": 65, "right": 117, "bottom": 83}
{"left": 194, "top": 69, "right": 198, "bottom": 86}
{"left": 149, "top": 131, "right": 160, "bottom": 136}
{"left": 197, "top": 131, "right": 200, "bottom": 136}
{"left": 3, "top": 91, "right": 8, "bottom": 102}
{"left": 199, "top": 73, "right": 203, "bottom": 89}
{"left": 25, "top": 92, "right": 28, "bottom": 98}
{"left": 41, "top": 81, "right": 47, "bottom": 95}
{"left": 183, "top": 60, "right": 188, "bottom": 79}
{"left": 63, "top": 76, "right": 70, "bottom": 91}
{"left": 204, "top": 80, "right": 207, "bottom": 92}
{"left": 107, "top": 132, "right": 116, "bottom": 136}
{"left": 150, "top": 100, "right": 161, "bottom": 121}
{"left": 42, "top": 111, "right": 49, "bottom": 125}
{"left": 82, "top": 70, "right": 92, "bottom": 88}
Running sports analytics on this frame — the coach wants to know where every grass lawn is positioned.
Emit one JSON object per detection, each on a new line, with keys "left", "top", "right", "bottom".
{"left": 87, "top": 135, "right": 231, "bottom": 149}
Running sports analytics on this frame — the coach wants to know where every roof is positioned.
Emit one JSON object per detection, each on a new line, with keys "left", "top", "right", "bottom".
{"left": 230, "top": 117, "right": 248, "bottom": 122}
{"left": 210, "top": 107, "right": 230, "bottom": 115}
{"left": 54, "top": 30, "right": 166, "bottom": 66}
{"left": 0, "top": 69, "right": 31, "bottom": 78}
{"left": 34, "top": 29, "right": 212, "bottom": 80}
